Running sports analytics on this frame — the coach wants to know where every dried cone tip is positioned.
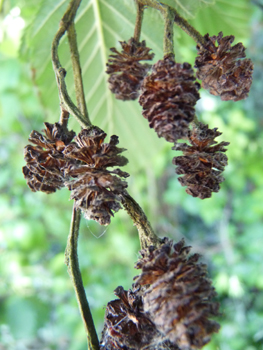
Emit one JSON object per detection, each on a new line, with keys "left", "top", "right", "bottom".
{"left": 106, "top": 37, "right": 154, "bottom": 100}
{"left": 195, "top": 32, "right": 253, "bottom": 101}
{"left": 100, "top": 285, "right": 179, "bottom": 350}
{"left": 173, "top": 123, "right": 229, "bottom": 199}
{"left": 22, "top": 122, "right": 75, "bottom": 194}
{"left": 64, "top": 126, "right": 129, "bottom": 226}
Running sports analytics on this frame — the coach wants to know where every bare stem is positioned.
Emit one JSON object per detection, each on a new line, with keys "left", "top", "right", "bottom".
{"left": 59, "top": 108, "right": 70, "bottom": 127}
{"left": 65, "top": 206, "right": 100, "bottom": 350}
{"left": 134, "top": 1, "right": 144, "bottom": 42}
{"left": 51, "top": 0, "right": 91, "bottom": 128}
{"left": 67, "top": 22, "right": 90, "bottom": 122}
{"left": 163, "top": 6, "right": 175, "bottom": 59}
{"left": 138, "top": 0, "right": 206, "bottom": 46}
{"left": 120, "top": 191, "right": 162, "bottom": 249}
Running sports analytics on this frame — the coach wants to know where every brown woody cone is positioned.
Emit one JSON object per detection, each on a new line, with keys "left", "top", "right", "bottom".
{"left": 100, "top": 286, "right": 179, "bottom": 350}
{"left": 64, "top": 126, "right": 129, "bottom": 226}
{"left": 134, "top": 238, "right": 220, "bottom": 350}
{"left": 195, "top": 32, "right": 253, "bottom": 101}
{"left": 139, "top": 58, "right": 200, "bottom": 142}
{"left": 22, "top": 123, "right": 75, "bottom": 194}
{"left": 172, "top": 123, "right": 229, "bottom": 199}
{"left": 100, "top": 286, "right": 157, "bottom": 350}
{"left": 106, "top": 37, "right": 154, "bottom": 100}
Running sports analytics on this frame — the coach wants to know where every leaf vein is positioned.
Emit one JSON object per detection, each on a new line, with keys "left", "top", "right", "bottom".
{"left": 33, "top": 0, "right": 67, "bottom": 38}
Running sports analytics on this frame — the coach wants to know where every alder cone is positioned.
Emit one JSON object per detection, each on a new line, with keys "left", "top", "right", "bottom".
{"left": 106, "top": 37, "right": 154, "bottom": 100}
{"left": 100, "top": 286, "right": 157, "bottom": 350}
{"left": 100, "top": 286, "right": 179, "bottom": 350}
{"left": 195, "top": 32, "right": 253, "bottom": 101}
{"left": 173, "top": 123, "right": 229, "bottom": 199}
{"left": 22, "top": 122, "right": 75, "bottom": 194}
{"left": 139, "top": 58, "right": 200, "bottom": 143}
{"left": 134, "top": 238, "right": 220, "bottom": 350}
{"left": 64, "top": 126, "right": 129, "bottom": 226}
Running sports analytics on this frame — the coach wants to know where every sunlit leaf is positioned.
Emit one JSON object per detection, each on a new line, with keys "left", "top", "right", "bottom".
{"left": 162, "top": 0, "right": 215, "bottom": 19}
{"left": 4, "top": 297, "right": 50, "bottom": 338}
{"left": 188, "top": 0, "right": 253, "bottom": 38}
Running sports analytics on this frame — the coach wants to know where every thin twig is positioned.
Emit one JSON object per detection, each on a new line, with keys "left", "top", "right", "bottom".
{"left": 67, "top": 22, "right": 90, "bottom": 122}
{"left": 163, "top": 6, "right": 175, "bottom": 59}
{"left": 138, "top": 0, "right": 206, "bottom": 46}
{"left": 65, "top": 207, "right": 100, "bottom": 350}
{"left": 134, "top": 1, "right": 144, "bottom": 42}
{"left": 120, "top": 190, "right": 162, "bottom": 249}
{"left": 51, "top": 0, "right": 90, "bottom": 128}
{"left": 59, "top": 108, "right": 70, "bottom": 127}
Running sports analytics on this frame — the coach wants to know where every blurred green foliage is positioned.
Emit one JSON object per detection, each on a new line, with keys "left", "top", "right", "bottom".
{"left": 0, "top": 0, "right": 263, "bottom": 350}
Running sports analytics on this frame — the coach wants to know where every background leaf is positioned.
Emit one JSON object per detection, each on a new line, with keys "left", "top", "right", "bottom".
{"left": 162, "top": 0, "right": 215, "bottom": 19}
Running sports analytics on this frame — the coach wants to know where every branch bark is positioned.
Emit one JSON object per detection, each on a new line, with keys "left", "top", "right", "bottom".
{"left": 163, "top": 5, "right": 175, "bottom": 58}
{"left": 51, "top": 0, "right": 91, "bottom": 128}
{"left": 65, "top": 207, "right": 100, "bottom": 350}
{"left": 134, "top": 1, "right": 145, "bottom": 42}
{"left": 120, "top": 191, "right": 162, "bottom": 249}
{"left": 67, "top": 22, "right": 90, "bottom": 122}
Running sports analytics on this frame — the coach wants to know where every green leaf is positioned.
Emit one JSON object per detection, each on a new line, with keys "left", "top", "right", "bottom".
{"left": 4, "top": 296, "right": 50, "bottom": 338}
{"left": 188, "top": 0, "right": 253, "bottom": 38}
{"left": 162, "top": 0, "right": 215, "bottom": 19}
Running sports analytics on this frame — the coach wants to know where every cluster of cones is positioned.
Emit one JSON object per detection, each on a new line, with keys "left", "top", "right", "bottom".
{"left": 106, "top": 32, "right": 253, "bottom": 199}
{"left": 100, "top": 238, "right": 220, "bottom": 350}
{"left": 23, "top": 32, "right": 253, "bottom": 214}
{"left": 23, "top": 123, "right": 129, "bottom": 226}
{"left": 20, "top": 28, "right": 250, "bottom": 350}
{"left": 106, "top": 32, "right": 253, "bottom": 105}
{"left": 22, "top": 127, "right": 221, "bottom": 348}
